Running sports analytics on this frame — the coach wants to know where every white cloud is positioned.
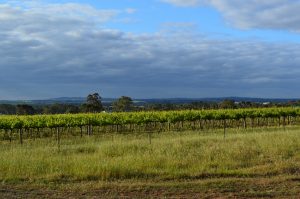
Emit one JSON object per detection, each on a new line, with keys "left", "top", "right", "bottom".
{"left": 160, "top": 0, "right": 203, "bottom": 7}
{"left": 162, "top": 0, "right": 300, "bottom": 32}
{"left": 0, "top": 1, "right": 140, "bottom": 26}
{"left": 125, "top": 8, "right": 137, "bottom": 14}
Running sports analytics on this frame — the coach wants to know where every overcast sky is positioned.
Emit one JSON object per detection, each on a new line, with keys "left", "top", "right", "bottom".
{"left": 1, "top": 0, "right": 300, "bottom": 99}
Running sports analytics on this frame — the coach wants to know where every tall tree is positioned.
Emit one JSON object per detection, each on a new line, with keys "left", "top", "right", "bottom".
{"left": 81, "top": 93, "right": 104, "bottom": 113}
{"left": 112, "top": 96, "right": 134, "bottom": 112}
{"left": 219, "top": 99, "right": 236, "bottom": 109}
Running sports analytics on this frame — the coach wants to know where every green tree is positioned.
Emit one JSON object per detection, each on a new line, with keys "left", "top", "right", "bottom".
{"left": 112, "top": 96, "right": 134, "bottom": 112}
{"left": 16, "top": 104, "right": 35, "bottom": 115}
{"left": 0, "top": 104, "right": 16, "bottom": 115}
{"left": 219, "top": 99, "right": 236, "bottom": 109}
{"left": 81, "top": 93, "right": 104, "bottom": 113}
{"left": 43, "top": 104, "right": 80, "bottom": 114}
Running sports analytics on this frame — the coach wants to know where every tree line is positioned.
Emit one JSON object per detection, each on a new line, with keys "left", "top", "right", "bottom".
{"left": 0, "top": 93, "right": 299, "bottom": 115}
{"left": 0, "top": 93, "right": 134, "bottom": 115}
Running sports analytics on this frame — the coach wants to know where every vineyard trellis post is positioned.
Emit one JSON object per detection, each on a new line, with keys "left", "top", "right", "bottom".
{"left": 243, "top": 118, "right": 247, "bottom": 129}
{"left": 148, "top": 132, "right": 152, "bottom": 144}
{"left": 10, "top": 129, "right": 13, "bottom": 142}
{"left": 56, "top": 127, "right": 60, "bottom": 150}
{"left": 223, "top": 119, "right": 226, "bottom": 139}
{"left": 19, "top": 128, "right": 23, "bottom": 145}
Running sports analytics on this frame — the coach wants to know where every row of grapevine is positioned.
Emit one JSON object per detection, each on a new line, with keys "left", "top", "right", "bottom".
{"left": 0, "top": 107, "right": 299, "bottom": 130}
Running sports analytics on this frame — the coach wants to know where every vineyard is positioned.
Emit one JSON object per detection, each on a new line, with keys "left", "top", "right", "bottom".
{"left": 1, "top": 108, "right": 300, "bottom": 198}
{"left": 1, "top": 107, "right": 300, "bottom": 144}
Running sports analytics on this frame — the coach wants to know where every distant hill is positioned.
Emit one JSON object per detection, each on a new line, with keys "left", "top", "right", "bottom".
{"left": 0, "top": 96, "right": 299, "bottom": 105}
{"left": 138, "top": 97, "right": 300, "bottom": 104}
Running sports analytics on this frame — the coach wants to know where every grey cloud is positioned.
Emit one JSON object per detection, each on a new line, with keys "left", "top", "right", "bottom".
{"left": 1, "top": 2, "right": 300, "bottom": 99}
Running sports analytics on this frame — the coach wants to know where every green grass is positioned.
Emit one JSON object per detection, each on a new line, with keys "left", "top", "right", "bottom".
{"left": 0, "top": 127, "right": 300, "bottom": 197}
{"left": 0, "top": 127, "right": 299, "bottom": 182}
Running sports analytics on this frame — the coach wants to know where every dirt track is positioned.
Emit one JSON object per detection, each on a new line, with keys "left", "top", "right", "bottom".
{"left": 1, "top": 176, "right": 300, "bottom": 198}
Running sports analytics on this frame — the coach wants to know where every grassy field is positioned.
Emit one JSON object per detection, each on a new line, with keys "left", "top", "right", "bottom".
{"left": 0, "top": 127, "right": 300, "bottom": 198}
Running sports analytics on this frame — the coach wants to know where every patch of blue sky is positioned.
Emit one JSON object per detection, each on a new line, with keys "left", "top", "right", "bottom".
{"left": 42, "top": 0, "right": 300, "bottom": 43}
